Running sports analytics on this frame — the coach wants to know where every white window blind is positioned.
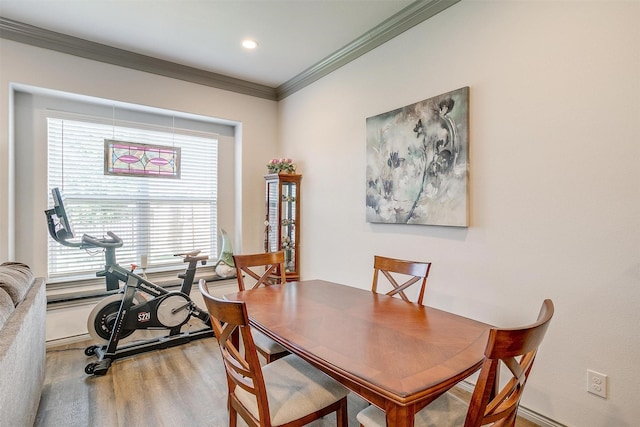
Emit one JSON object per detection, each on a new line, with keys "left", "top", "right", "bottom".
{"left": 47, "top": 115, "right": 218, "bottom": 282}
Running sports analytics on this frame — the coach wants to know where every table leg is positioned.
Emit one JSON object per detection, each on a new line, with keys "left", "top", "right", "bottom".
{"left": 385, "top": 403, "right": 415, "bottom": 427}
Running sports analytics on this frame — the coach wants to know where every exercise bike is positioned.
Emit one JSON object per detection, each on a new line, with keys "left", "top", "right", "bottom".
{"left": 45, "top": 188, "right": 214, "bottom": 376}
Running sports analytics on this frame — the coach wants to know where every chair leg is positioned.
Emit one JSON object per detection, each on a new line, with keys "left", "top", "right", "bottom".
{"left": 229, "top": 410, "right": 236, "bottom": 427}
{"left": 336, "top": 397, "right": 348, "bottom": 427}
{"left": 229, "top": 400, "right": 237, "bottom": 427}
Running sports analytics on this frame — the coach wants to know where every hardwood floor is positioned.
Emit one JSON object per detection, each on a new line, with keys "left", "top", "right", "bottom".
{"left": 35, "top": 337, "right": 539, "bottom": 427}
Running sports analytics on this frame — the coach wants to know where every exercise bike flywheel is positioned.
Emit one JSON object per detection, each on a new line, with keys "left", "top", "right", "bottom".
{"left": 156, "top": 292, "right": 192, "bottom": 328}
{"left": 87, "top": 294, "right": 136, "bottom": 344}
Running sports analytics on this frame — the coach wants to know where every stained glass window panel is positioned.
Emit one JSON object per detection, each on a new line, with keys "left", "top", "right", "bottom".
{"left": 105, "top": 139, "right": 180, "bottom": 178}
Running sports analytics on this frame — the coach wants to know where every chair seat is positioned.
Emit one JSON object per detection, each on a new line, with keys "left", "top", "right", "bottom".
{"left": 252, "top": 329, "right": 287, "bottom": 355}
{"left": 356, "top": 391, "right": 467, "bottom": 427}
{"left": 235, "top": 354, "right": 349, "bottom": 426}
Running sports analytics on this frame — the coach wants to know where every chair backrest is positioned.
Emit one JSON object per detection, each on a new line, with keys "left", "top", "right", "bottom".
{"left": 199, "top": 279, "right": 271, "bottom": 426}
{"left": 233, "top": 251, "right": 286, "bottom": 291}
{"left": 464, "top": 299, "right": 554, "bottom": 427}
{"left": 371, "top": 255, "right": 432, "bottom": 305}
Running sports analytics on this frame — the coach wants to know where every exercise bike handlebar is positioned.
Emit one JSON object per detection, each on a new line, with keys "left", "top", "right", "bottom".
{"left": 81, "top": 231, "right": 124, "bottom": 249}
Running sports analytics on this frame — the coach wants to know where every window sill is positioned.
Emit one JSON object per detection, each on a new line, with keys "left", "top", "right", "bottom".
{"left": 46, "top": 269, "right": 236, "bottom": 307}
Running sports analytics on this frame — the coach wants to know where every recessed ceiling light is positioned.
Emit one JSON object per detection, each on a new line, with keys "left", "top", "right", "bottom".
{"left": 242, "top": 39, "right": 258, "bottom": 49}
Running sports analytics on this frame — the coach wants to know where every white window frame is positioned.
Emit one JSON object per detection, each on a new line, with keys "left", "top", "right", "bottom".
{"left": 45, "top": 111, "right": 220, "bottom": 285}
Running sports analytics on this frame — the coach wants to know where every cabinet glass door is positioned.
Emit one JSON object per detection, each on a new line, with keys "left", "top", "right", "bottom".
{"left": 281, "top": 181, "right": 296, "bottom": 273}
{"left": 264, "top": 173, "right": 301, "bottom": 280}
{"left": 266, "top": 181, "right": 279, "bottom": 252}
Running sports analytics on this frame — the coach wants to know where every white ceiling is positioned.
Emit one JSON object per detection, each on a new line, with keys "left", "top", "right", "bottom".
{"left": 0, "top": 0, "right": 415, "bottom": 88}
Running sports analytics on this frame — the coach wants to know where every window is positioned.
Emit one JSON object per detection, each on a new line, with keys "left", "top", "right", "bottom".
{"left": 47, "top": 115, "right": 218, "bottom": 282}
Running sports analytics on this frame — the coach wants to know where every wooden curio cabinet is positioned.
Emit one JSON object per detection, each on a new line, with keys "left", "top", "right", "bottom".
{"left": 264, "top": 173, "right": 301, "bottom": 281}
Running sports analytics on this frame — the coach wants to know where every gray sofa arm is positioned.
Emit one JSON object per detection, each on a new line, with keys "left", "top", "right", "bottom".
{"left": 0, "top": 277, "right": 47, "bottom": 426}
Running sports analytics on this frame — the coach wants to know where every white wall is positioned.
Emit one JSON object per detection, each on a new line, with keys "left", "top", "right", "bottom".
{"left": 0, "top": 39, "right": 278, "bottom": 271}
{"left": 279, "top": 1, "right": 639, "bottom": 426}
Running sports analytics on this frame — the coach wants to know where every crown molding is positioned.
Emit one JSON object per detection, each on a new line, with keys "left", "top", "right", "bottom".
{"left": 0, "top": 17, "right": 278, "bottom": 101}
{"left": 0, "top": 0, "right": 459, "bottom": 102}
{"left": 276, "top": 0, "right": 461, "bottom": 99}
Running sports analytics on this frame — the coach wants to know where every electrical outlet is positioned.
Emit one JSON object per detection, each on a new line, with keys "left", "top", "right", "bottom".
{"left": 587, "top": 369, "right": 607, "bottom": 398}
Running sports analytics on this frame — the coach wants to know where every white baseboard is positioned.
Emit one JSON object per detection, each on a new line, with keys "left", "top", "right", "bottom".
{"left": 46, "top": 333, "right": 91, "bottom": 349}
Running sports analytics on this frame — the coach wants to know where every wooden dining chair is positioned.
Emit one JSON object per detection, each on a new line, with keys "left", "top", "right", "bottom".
{"left": 233, "top": 251, "right": 287, "bottom": 291}
{"left": 371, "top": 255, "right": 432, "bottom": 305}
{"left": 357, "top": 299, "right": 555, "bottom": 427}
{"left": 199, "top": 280, "right": 349, "bottom": 427}
{"left": 232, "top": 251, "right": 289, "bottom": 363}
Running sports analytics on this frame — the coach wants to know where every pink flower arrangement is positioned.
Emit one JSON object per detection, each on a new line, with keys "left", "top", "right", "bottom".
{"left": 267, "top": 158, "right": 296, "bottom": 174}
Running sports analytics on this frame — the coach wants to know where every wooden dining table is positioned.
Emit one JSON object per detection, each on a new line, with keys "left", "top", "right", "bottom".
{"left": 225, "top": 279, "right": 491, "bottom": 427}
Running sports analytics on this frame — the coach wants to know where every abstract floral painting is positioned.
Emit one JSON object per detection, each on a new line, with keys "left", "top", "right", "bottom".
{"left": 366, "top": 87, "right": 469, "bottom": 226}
